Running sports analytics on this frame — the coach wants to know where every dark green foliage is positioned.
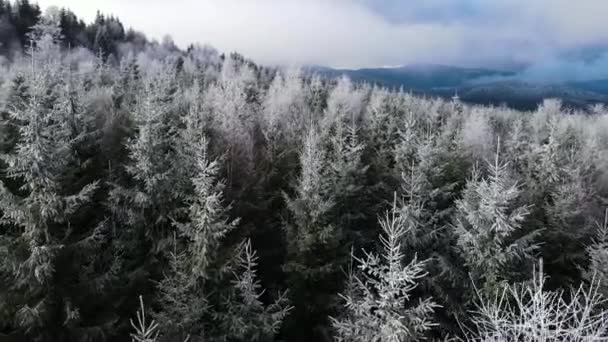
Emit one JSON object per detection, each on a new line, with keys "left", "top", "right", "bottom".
{"left": 2, "top": 9, "right": 608, "bottom": 342}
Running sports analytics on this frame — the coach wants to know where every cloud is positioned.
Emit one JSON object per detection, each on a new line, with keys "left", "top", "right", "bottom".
{"left": 34, "top": 0, "right": 608, "bottom": 74}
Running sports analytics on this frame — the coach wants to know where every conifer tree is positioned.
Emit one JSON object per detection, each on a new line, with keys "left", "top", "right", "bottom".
{"left": 585, "top": 209, "right": 608, "bottom": 297}
{"left": 261, "top": 68, "right": 306, "bottom": 156}
{"left": 326, "top": 117, "right": 370, "bottom": 246}
{"left": 0, "top": 74, "right": 28, "bottom": 156}
{"left": 453, "top": 140, "right": 536, "bottom": 296}
{"left": 156, "top": 135, "right": 290, "bottom": 342}
{"left": 283, "top": 126, "right": 343, "bottom": 342}
{"left": 216, "top": 239, "right": 292, "bottom": 342}
{"left": 469, "top": 260, "right": 608, "bottom": 341}
{"left": 320, "top": 77, "right": 372, "bottom": 248}
{"left": 361, "top": 87, "right": 401, "bottom": 215}
{"left": 203, "top": 56, "right": 256, "bottom": 188}
{"left": 155, "top": 135, "right": 237, "bottom": 339}
{"left": 0, "top": 37, "right": 100, "bottom": 340}
{"left": 393, "top": 124, "right": 464, "bottom": 333}
{"left": 111, "top": 66, "right": 181, "bottom": 254}
{"left": 331, "top": 196, "right": 438, "bottom": 342}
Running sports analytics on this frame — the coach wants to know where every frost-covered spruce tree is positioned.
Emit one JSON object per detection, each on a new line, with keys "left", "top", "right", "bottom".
{"left": 155, "top": 135, "right": 237, "bottom": 339}
{"left": 0, "top": 74, "right": 29, "bottom": 156}
{"left": 394, "top": 117, "right": 460, "bottom": 253}
{"left": 322, "top": 76, "right": 363, "bottom": 129}
{"left": 306, "top": 74, "right": 328, "bottom": 121}
{"left": 453, "top": 140, "right": 536, "bottom": 296}
{"left": 468, "top": 260, "right": 608, "bottom": 341}
{"left": 203, "top": 56, "right": 257, "bottom": 188}
{"left": 360, "top": 87, "right": 405, "bottom": 222}
{"left": 216, "top": 239, "right": 292, "bottom": 342}
{"left": 111, "top": 66, "right": 182, "bottom": 253}
{"left": 261, "top": 68, "right": 306, "bottom": 157}
{"left": 0, "top": 34, "right": 101, "bottom": 340}
{"left": 362, "top": 87, "right": 400, "bottom": 179}
{"left": 585, "top": 209, "right": 608, "bottom": 297}
{"left": 283, "top": 126, "right": 343, "bottom": 342}
{"left": 257, "top": 69, "right": 309, "bottom": 292}
{"left": 326, "top": 117, "right": 370, "bottom": 246}
{"left": 114, "top": 54, "right": 142, "bottom": 113}
{"left": 175, "top": 135, "right": 239, "bottom": 276}
{"left": 331, "top": 196, "right": 438, "bottom": 342}
{"left": 542, "top": 125, "right": 601, "bottom": 286}
{"left": 393, "top": 125, "right": 465, "bottom": 334}
{"left": 526, "top": 100, "right": 565, "bottom": 198}
{"left": 504, "top": 116, "right": 533, "bottom": 181}
{"left": 321, "top": 76, "right": 372, "bottom": 247}
{"left": 458, "top": 108, "right": 493, "bottom": 163}
{"left": 258, "top": 68, "right": 308, "bottom": 216}
{"left": 130, "top": 296, "right": 162, "bottom": 342}
{"left": 156, "top": 135, "right": 290, "bottom": 342}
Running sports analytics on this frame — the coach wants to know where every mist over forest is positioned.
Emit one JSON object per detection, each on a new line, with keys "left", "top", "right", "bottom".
{"left": 2, "top": 2, "right": 608, "bottom": 342}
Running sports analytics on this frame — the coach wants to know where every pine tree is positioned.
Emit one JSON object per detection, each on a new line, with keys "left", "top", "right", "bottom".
{"left": 216, "top": 239, "right": 292, "bottom": 342}
{"left": 393, "top": 124, "right": 464, "bottom": 335}
{"left": 542, "top": 124, "right": 600, "bottom": 287}
{"left": 361, "top": 87, "right": 401, "bottom": 218}
{"left": 469, "top": 260, "right": 608, "bottom": 341}
{"left": 363, "top": 87, "right": 399, "bottom": 175}
{"left": 458, "top": 108, "right": 493, "bottom": 163}
{"left": 453, "top": 140, "right": 536, "bottom": 296}
{"left": 155, "top": 135, "right": 237, "bottom": 339}
{"left": 111, "top": 66, "right": 181, "bottom": 254}
{"left": 322, "top": 76, "right": 363, "bottom": 130}
{"left": 174, "top": 135, "right": 238, "bottom": 277}
{"left": 326, "top": 117, "right": 370, "bottom": 247}
{"left": 261, "top": 68, "right": 306, "bottom": 156}
{"left": 283, "top": 126, "right": 343, "bottom": 342}
{"left": 0, "top": 38, "right": 100, "bottom": 340}
{"left": 203, "top": 56, "right": 256, "bottom": 189}
{"left": 585, "top": 209, "right": 608, "bottom": 297}
{"left": 130, "top": 296, "right": 161, "bottom": 342}
{"left": 0, "top": 74, "right": 28, "bottom": 156}
{"left": 321, "top": 76, "right": 372, "bottom": 248}
{"left": 156, "top": 135, "right": 290, "bottom": 342}
{"left": 331, "top": 196, "right": 438, "bottom": 342}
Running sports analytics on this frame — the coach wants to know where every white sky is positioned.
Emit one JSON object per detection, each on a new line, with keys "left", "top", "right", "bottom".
{"left": 34, "top": 0, "right": 608, "bottom": 70}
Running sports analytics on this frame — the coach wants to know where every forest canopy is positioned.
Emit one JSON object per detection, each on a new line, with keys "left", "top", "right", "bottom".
{"left": 1, "top": 3, "right": 608, "bottom": 342}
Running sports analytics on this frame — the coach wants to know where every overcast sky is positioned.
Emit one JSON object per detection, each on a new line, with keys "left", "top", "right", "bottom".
{"left": 34, "top": 0, "right": 608, "bottom": 72}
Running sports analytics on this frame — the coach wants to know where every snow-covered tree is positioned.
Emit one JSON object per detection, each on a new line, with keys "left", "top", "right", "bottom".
{"left": 394, "top": 124, "right": 464, "bottom": 328}
{"left": 453, "top": 140, "right": 536, "bottom": 296}
{"left": 0, "top": 43, "right": 100, "bottom": 340}
{"left": 111, "top": 66, "right": 181, "bottom": 253}
{"left": 332, "top": 196, "right": 438, "bottom": 342}
{"left": 283, "top": 126, "right": 343, "bottom": 342}
{"left": 467, "top": 260, "right": 608, "bottom": 341}
{"left": 174, "top": 135, "right": 239, "bottom": 277}
{"left": 216, "top": 239, "right": 292, "bottom": 342}
{"left": 261, "top": 68, "right": 306, "bottom": 154}
{"left": 326, "top": 117, "right": 370, "bottom": 246}
{"left": 203, "top": 56, "right": 256, "bottom": 188}
{"left": 458, "top": 108, "right": 493, "bottom": 163}
{"left": 585, "top": 209, "right": 608, "bottom": 297}
{"left": 155, "top": 134, "right": 237, "bottom": 336}
{"left": 156, "top": 135, "right": 292, "bottom": 342}
{"left": 322, "top": 76, "right": 364, "bottom": 130}
{"left": 361, "top": 87, "right": 402, "bottom": 215}
{"left": 130, "top": 296, "right": 161, "bottom": 342}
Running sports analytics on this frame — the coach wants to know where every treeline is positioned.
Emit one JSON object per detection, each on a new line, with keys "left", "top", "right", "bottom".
{"left": 0, "top": 0, "right": 152, "bottom": 59}
{"left": 2, "top": 12, "right": 608, "bottom": 342}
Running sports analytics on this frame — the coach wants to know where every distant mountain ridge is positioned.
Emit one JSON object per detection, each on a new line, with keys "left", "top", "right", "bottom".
{"left": 309, "top": 64, "right": 608, "bottom": 110}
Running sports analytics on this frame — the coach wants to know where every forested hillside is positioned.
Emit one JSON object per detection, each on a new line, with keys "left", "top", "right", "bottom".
{"left": 2, "top": 6, "right": 608, "bottom": 342}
